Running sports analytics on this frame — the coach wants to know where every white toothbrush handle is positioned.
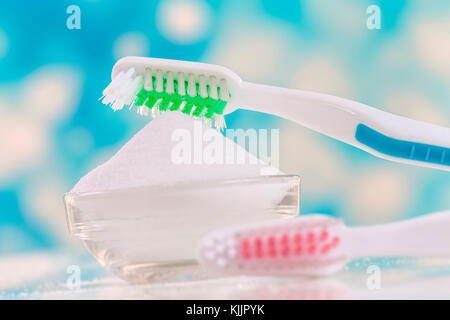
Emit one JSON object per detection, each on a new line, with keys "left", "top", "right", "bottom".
{"left": 237, "top": 82, "right": 450, "bottom": 171}
{"left": 345, "top": 211, "right": 450, "bottom": 258}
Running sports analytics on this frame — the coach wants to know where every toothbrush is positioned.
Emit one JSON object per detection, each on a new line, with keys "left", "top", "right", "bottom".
{"left": 101, "top": 56, "right": 450, "bottom": 171}
{"left": 197, "top": 211, "right": 450, "bottom": 276}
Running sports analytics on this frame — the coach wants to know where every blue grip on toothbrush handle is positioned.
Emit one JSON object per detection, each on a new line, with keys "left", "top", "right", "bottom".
{"left": 355, "top": 124, "right": 450, "bottom": 167}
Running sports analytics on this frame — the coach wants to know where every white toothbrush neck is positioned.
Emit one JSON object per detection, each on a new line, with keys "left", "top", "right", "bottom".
{"left": 236, "top": 81, "right": 450, "bottom": 171}
{"left": 238, "top": 81, "right": 363, "bottom": 142}
{"left": 344, "top": 211, "right": 450, "bottom": 258}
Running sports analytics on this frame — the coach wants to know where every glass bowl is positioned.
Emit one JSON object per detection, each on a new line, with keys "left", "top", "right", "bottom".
{"left": 64, "top": 175, "right": 300, "bottom": 283}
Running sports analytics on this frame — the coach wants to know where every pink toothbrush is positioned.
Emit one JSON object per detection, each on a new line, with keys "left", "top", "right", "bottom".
{"left": 197, "top": 211, "right": 450, "bottom": 276}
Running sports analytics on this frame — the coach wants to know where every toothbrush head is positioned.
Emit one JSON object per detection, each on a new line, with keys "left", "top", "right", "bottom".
{"left": 197, "top": 214, "right": 348, "bottom": 276}
{"left": 101, "top": 56, "right": 242, "bottom": 130}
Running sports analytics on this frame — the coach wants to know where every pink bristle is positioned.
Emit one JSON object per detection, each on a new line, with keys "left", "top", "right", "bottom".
{"left": 281, "top": 233, "right": 289, "bottom": 244}
{"left": 308, "top": 244, "right": 317, "bottom": 255}
{"left": 198, "top": 214, "right": 347, "bottom": 276}
{"left": 321, "top": 244, "right": 331, "bottom": 254}
{"left": 255, "top": 237, "right": 263, "bottom": 258}
{"left": 241, "top": 238, "right": 251, "bottom": 259}
{"left": 238, "top": 229, "right": 340, "bottom": 260}
{"left": 320, "top": 230, "right": 329, "bottom": 241}
{"left": 268, "top": 236, "right": 277, "bottom": 257}
{"left": 332, "top": 236, "right": 340, "bottom": 245}
{"left": 268, "top": 236, "right": 276, "bottom": 246}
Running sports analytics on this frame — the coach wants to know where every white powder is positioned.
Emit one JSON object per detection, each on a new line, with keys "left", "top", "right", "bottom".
{"left": 72, "top": 112, "right": 280, "bottom": 193}
{"left": 68, "top": 112, "right": 296, "bottom": 270}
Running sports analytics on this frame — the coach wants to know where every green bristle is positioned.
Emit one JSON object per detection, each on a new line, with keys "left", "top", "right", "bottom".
{"left": 158, "top": 78, "right": 172, "bottom": 111}
{"left": 192, "top": 105, "right": 205, "bottom": 117}
{"left": 158, "top": 92, "right": 171, "bottom": 111}
{"left": 206, "top": 84, "right": 223, "bottom": 118}
{"left": 181, "top": 97, "right": 195, "bottom": 115}
{"left": 169, "top": 93, "right": 183, "bottom": 110}
{"left": 132, "top": 71, "right": 230, "bottom": 128}
{"left": 204, "top": 101, "right": 217, "bottom": 118}
{"left": 215, "top": 99, "right": 227, "bottom": 115}
{"left": 135, "top": 88, "right": 149, "bottom": 106}
{"left": 168, "top": 80, "right": 181, "bottom": 111}
{"left": 191, "top": 83, "right": 207, "bottom": 118}
{"left": 205, "top": 97, "right": 220, "bottom": 118}
{"left": 144, "top": 91, "right": 158, "bottom": 108}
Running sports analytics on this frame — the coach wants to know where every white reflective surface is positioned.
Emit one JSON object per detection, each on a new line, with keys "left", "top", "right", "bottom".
{"left": 2, "top": 253, "right": 450, "bottom": 299}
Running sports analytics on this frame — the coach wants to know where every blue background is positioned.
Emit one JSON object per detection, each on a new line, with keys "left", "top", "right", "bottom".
{"left": 0, "top": 0, "right": 449, "bottom": 254}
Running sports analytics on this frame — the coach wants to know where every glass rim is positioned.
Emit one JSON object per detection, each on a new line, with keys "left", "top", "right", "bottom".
{"left": 64, "top": 174, "right": 300, "bottom": 201}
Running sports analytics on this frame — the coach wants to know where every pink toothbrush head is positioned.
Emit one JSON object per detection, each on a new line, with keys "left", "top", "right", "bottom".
{"left": 197, "top": 214, "right": 348, "bottom": 277}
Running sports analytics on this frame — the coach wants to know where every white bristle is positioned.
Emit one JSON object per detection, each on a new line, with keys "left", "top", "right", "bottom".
{"left": 101, "top": 63, "right": 230, "bottom": 130}
{"left": 103, "top": 70, "right": 134, "bottom": 107}
{"left": 137, "top": 105, "right": 148, "bottom": 116}
{"left": 102, "top": 68, "right": 135, "bottom": 105}
{"left": 154, "top": 98, "right": 163, "bottom": 111}
{"left": 203, "top": 238, "right": 215, "bottom": 249}
{"left": 124, "top": 75, "right": 144, "bottom": 108}
{"left": 216, "top": 244, "right": 225, "bottom": 254}
{"left": 187, "top": 73, "right": 196, "bottom": 97}
{"left": 111, "top": 98, "right": 125, "bottom": 111}
{"left": 101, "top": 70, "right": 124, "bottom": 99}
{"left": 111, "top": 68, "right": 134, "bottom": 91}
{"left": 179, "top": 101, "right": 187, "bottom": 112}
{"left": 214, "top": 115, "right": 226, "bottom": 130}
{"left": 204, "top": 251, "right": 216, "bottom": 261}
{"left": 177, "top": 72, "right": 185, "bottom": 95}
{"left": 227, "top": 248, "right": 237, "bottom": 258}
{"left": 166, "top": 71, "right": 174, "bottom": 94}
{"left": 155, "top": 69, "right": 163, "bottom": 92}
{"left": 111, "top": 78, "right": 134, "bottom": 109}
{"left": 209, "top": 76, "right": 218, "bottom": 99}
{"left": 199, "top": 75, "right": 207, "bottom": 98}
{"left": 219, "top": 79, "right": 229, "bottom": 101}
{"left": 217, "top": 257, "right": 227, "bottom": 267}
{"left": 151, "top": 105, "right": 161, "bottom": 118}
{"left": 203, "top": 118, "right": 212, "bottom": 128}
{"left": 144, "top": 68, "right": 153, "bottom": 91}
{"left": 114, "top": 69, "right": 134, "bottom": 92}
